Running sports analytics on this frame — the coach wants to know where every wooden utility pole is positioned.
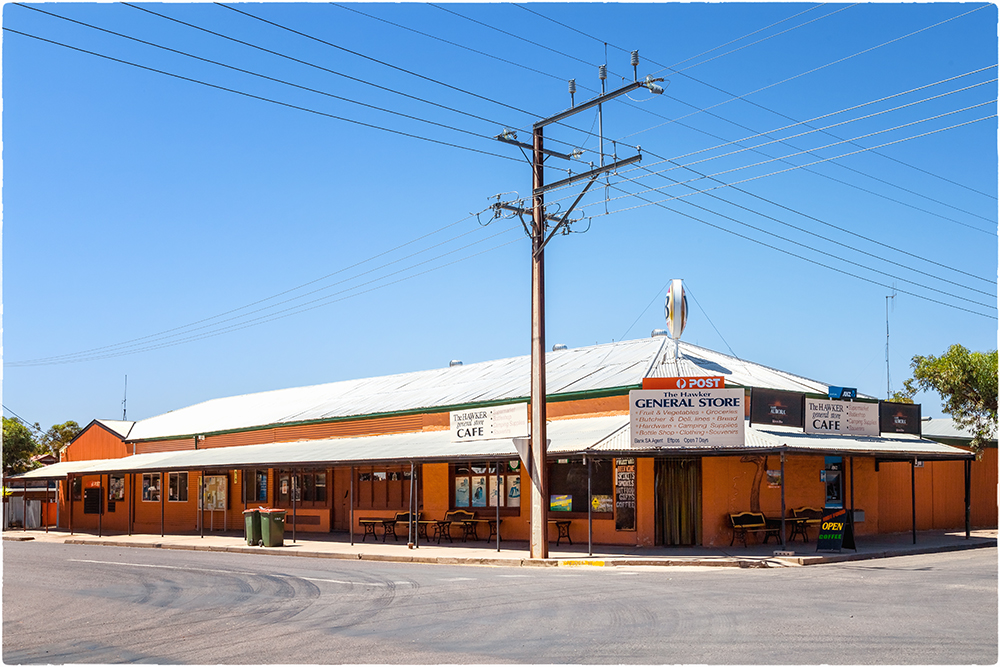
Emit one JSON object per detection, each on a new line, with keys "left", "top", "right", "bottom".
{"left": 530, "top": 126, "right": 549, "bottom": 558}
{"left": 497, "top": 66, "right": 663, "bottom": 559}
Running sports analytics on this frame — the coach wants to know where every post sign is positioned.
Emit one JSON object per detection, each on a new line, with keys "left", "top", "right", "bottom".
{"left": 451, "top": 403, "right": 528, "bottom": 442}
{"left": 614, "top": 458, "right": 636, "bottom": 531}
{"left": 816, "top": 508, "right": 856, "bottom": 552}
{"left": 629, "top": 388, "right": 745, "bottom": 447}
{"left": 750, "top": 388, "right": 805, "bottom": 428}
{"left": 804, "top": 398, "right": 878, "bottom": 436}
{"left": 642, "top": 376, "right": 725, "bottom": 390}
{"left": 878, "top": 401, "right": 922, "bottom": 435}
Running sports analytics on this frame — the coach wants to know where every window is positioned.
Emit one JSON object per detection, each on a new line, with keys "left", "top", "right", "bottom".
{"left": 823, "top": 457, "right": 843, "bottom": 508}
{"left": 452, "top": 460, "right": 521, "bottom": 511}
{"left": 142, "top": 473, "right": 161, "bottom": 502}
{"left": 168, "top": 472, "right": 188, "bottom": 502}
{"left": 276, "top": 470, "right": 330, "bottom": 508}
{"left": 243, "top": 469, "right": 268, "bottom": 504}
{"left": 354, "top": 465, "right": 417, "bottom": 510}
{"left": 548, "top": 458, "right": 613, "bottom": 515}
{"left": 65, "top": 477, "right": 82, "bottom": 502}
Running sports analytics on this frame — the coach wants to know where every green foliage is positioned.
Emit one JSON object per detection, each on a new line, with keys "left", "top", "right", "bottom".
{"left": 888, "top": 391, "right": 914, "bottom": 404}
{"left": 901, "top": 345, "right": 998, "bottom": 453}
{"left": 2, "top": 417, "right": 40, "bottom": 476}
{"left": 39, "top": 420, "right": 82, "bottom": 456}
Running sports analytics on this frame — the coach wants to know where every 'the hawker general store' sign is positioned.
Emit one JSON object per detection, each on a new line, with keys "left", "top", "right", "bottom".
{"left": 629, "top": 388, "right": 745, "bottom": 447}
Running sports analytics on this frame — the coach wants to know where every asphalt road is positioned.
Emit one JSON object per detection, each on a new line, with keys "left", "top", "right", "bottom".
{"left": 3, "top": 541, "right": 996, "bottom": 664}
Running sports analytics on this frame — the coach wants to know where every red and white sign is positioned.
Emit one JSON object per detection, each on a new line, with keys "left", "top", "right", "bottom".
{"left": 643, "top": 376, "right": 725, "bottom": 390}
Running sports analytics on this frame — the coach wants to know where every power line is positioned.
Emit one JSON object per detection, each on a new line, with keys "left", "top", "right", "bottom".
{"left": 13, "top": 232, "right": 528, "bottom": 366}
{"left": 3, "top": 27, "right": 522, "bottom": 163}
{"left": 433, "top": 2, "right": 998, "bottom": 232}
{"left": 16, "top": 3, "right": 521, "bottom": 150}
{"left": 600, "top": 180, "right": 996, "bottom": 319}
{"left": 9, "top": 212, "right": 517, "bottom": 366}
{"left": 515, "top": 2, "right": 998, "bottom": 205}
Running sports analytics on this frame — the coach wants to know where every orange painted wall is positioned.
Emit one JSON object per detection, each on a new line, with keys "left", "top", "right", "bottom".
{"left": 62, "top": 424, "right": 130, "bottom": 462}
{"left": 877, "top": 450, "right": 997, "bottom": 532}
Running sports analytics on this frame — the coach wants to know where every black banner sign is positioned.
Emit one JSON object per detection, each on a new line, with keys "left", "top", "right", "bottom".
{"left": 879, "top": 401, "right": 922, "bottom": 435}
{"left": 750, "top": 388, "right": 805, "bottom": 428}
{"left": 614, "top": 458, "right": 636, "bottom": 532}
{"left": 816, "top": 508, "right": 856, "bottom": 552}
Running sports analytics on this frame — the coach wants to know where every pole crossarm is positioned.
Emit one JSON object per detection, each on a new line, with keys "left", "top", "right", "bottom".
{"left": 495, "top": 134, "right": 581, "bottom": 161}
{"left": 535, "top": 153, "right": 641, "bottom": 196}
{"left": 495, "top": 202, "right": 563, "bottom": 224}
{"left": 534, "top": 77, "right": 663, "bottom": 129}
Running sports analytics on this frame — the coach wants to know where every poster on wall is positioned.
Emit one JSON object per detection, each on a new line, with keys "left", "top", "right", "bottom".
{"left": 591, "top": 495, "right": 614, "bottom": 512}
{"left": 550, "top": 495, "right": 572, "bottom": 512}
{"left": 470, "top": 476, "right": 487, "bottom": 507}
{"left": 108, "top": 476, "right": 125, "bottom": 502}
{"left": 614, "top": 458, "right": 637, "bottom": 531}
{"left": 455, "top": 478, "right": 470, "bottom": 506}
{"left": 506, "top": 475, "right": 520, "bottom": 508}
{"left": 202, "top": 475, "right": 228, "bottom": 511}
{"left": 804, "top": 398, "right": 878, "bottom": 436}
{"left": 766, "top": 470, "right": 782, "bottom": 488}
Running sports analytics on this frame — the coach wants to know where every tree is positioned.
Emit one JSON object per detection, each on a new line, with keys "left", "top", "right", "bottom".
{"left": 900, "top": 344, "right": 998, "bottom": 453}
{"left": 39, "top": 420, "right": 82, "bottom": 457}
{"left": 3, "top": 417, "right": 40, "bottom": 476}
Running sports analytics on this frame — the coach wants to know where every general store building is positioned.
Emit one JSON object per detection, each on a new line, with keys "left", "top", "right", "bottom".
{"left": 11, "top": 335, "right": 996, "bottom": 547}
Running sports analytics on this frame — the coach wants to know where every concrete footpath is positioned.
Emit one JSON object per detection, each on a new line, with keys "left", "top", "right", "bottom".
{"left": 3, "top": 526, "right": 995, "bottom": 568}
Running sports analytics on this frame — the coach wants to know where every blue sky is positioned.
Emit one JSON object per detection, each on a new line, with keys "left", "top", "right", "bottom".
{"left": 3, "top": 2, "right": 997, "bottom": 431}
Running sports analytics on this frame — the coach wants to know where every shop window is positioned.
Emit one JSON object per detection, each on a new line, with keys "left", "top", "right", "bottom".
{"left": 823, "top": 456, "right": 843, "bottom": 508}
{"left": 243, "top": 469, "right": 268, "bottom": 504}
{"left": 452, "top": 460, "right": 521, "bottom": 511}
{"left": 65, "top": 477, "right": 82, "bottom": 502}
{"left": 168, "top": 472, "right": 188, "bottom": 502}
{"left": 354, "top": 466, "right": 417, "bottom": 510}
{"left": 141, "top": 473, "right": 161, "bottom": 502}
{"left": 548, "top": 458, "right": 613, "bottom": 515}
{"left": 276, "top": 470, "right": 329, "bottom": 508}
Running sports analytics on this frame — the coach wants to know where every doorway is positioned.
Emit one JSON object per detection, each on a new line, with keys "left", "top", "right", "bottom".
{"left": 655, "top": 458, "right": 702, "bottom": 546}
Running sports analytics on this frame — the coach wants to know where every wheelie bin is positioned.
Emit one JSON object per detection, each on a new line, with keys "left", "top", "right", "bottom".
{"left": 259, "top": 508, "right": 287, "bottom": 547}
{"left": 243, "top": 509, "right": 262, "bottom": 546}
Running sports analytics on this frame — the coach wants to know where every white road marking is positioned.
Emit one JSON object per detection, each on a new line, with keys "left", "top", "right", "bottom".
{"left": 69, "top": 559, "right": 388, "bottom": 586}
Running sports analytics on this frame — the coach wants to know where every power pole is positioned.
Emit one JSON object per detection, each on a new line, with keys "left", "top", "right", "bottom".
{"left": 495, "top": 59, "right": 663, "bottom": 559}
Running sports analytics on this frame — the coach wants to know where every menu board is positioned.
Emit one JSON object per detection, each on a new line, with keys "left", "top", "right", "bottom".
{"left": 614, "top": 458, "right": 636, "bottom": 531}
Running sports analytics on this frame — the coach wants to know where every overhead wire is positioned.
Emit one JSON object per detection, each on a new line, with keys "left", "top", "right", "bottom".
{"left": 599, "top": 179, "right": 996, "bottom": 320}
{"left": 437, "top": 3, "right": 998, "bottom": 233}
{"left": 14, "top": 231, "right": 529, "bottom": 366}
{"left": 3, "top": 27, "right": 522, "bottom": 163}
{"left": 15, "top": 3, "right": 522, "bottom": 150}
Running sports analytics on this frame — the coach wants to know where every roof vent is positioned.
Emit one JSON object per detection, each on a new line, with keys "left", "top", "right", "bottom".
{"left": 651, "top": 329, "right": 669, "bottom": 337}
{"left": 552, "top": 344, "right": 568, "bottom": 351}
{"left": 449, "top": 360, "right": 463, "bottom": 367}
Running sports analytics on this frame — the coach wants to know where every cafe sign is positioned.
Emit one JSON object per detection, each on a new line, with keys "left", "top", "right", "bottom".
{"left": 629, "top": 388, "right": 745, "bottom": 447}
{"left": 804, "top": 398, "right": 878, "bottom": 436}
{"left": 451, "top": 403, "right": 528, "bottom": 442}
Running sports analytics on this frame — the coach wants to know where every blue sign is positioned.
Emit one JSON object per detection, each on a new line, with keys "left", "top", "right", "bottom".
{"left": 828, "top": 386, "right": 857, "bottom": 400}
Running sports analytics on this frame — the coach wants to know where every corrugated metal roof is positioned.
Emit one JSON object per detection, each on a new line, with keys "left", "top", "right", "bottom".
{"left": 921, "top": 417, "right": 996, "bottom": 442}
{"left": 126, "top": 337, "right": 850, "bottom": 442}
{"left": 96, "top": 420, "right": 134, "bottom": 439}
{"left": 12, "top": 415, "right": 632, "bottom": 479}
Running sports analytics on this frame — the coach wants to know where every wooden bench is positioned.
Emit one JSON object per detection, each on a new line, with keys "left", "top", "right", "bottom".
{"left": 548, "top": 519, "right": 572, "bottom": 546}
{"left": 729, "top": 511, "right": 779, "bottom": 547}
{"left": 434, "top": 510, "right": 502, "bottom": 543}
{"left": 789, "top": 507, "right": 824, "bottom": 543}
{"left": 358, "top": 511, "right": 419, "bottom": 543}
